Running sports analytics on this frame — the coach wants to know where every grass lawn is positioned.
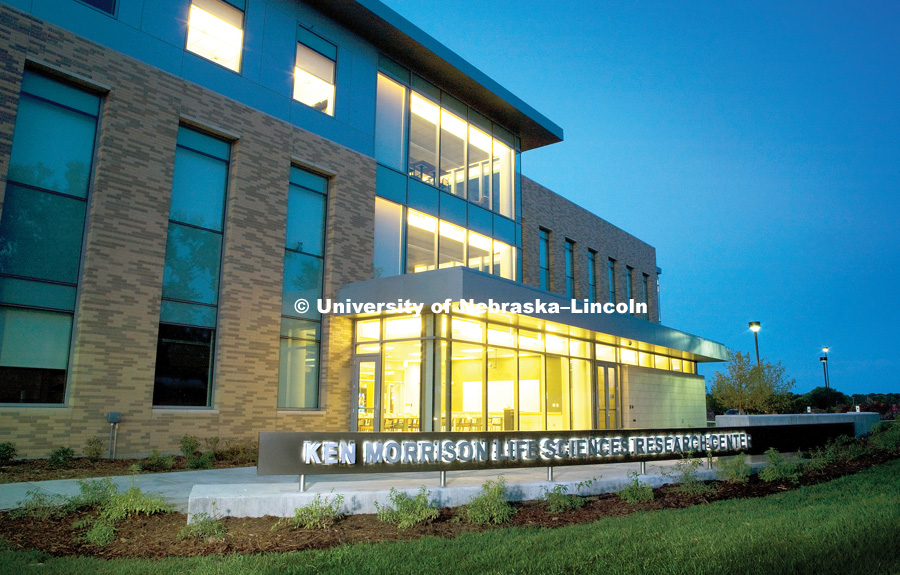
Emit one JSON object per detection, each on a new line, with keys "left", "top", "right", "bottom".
{"left": 2, "top": 459, "right": 899, "bottom": 575}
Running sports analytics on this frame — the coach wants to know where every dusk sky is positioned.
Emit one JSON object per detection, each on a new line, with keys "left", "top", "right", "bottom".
{"left": 381, "top": 0, "right": 900, "bottom": 397}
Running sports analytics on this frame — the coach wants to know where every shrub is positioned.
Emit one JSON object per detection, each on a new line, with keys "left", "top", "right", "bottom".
{"left": 204, "top": 436, "right": 221, "bottom": 452}
{"left": 48, "top": 446, "right": 75, "bottom": 469}
{"left": 716, "top": 452, "right": 751, "bottom": 483}
{"left": 180, "top": 506, "right": 226, "bottom": 541}
{"left": 9, "top": 490, "right": 71, "bottom": 520}
{"left": 186, "top": 451, "right": 215, "bottom": 470}
{"left": 83, "top": 520, "right": 116, "bottom": 546}
{"left": 807, "top": 436, "right": 869, "bottom": 471}
{"left": 283, "top": 492, "right": 345, "bottom": 529}
{"left": 669, "top": 454, "right": 714, "bottom": 496}
{"left": 71, "top": 478, "right": 117, "bottom": 508}
{"left": 618, "top": 472, "right": 654, "bottom": 504}
{"left": 99, "top": 486, "right": 171, "bottom": 523}
{"left": 759, "top": 447, "right": 804, "bottom": 483}
{"left": 868, "top": 422, "right": 900, "bottom": 453}
{"left": 180, "top": 435, "right": 201, "bottom": 457}
{"left": 463, "top": 477, "right": 517, "bottom": 524}
{"left": 541, "top": 483, "right": 585, "bottom": 513}
{"left": 216, "top": 439, "right": 258, "bottom": 465}
{"left": 142, "top": 449, "right": 175, "bottom": 472}
{"left": 0, "top": 441, "right": 17, "bottom": 464}
{"left": 84, "top": 437, "right": 105, "bottom": 462}
{"left": 375, "top": 486, "right": 439, "bottom": 529}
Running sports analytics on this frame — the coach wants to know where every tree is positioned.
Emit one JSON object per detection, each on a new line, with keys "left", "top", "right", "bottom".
{"left": 799, "top": 387, "right": 851, "bottom": 411}
{"left": 710, "top": 350, "right": 796, "bottom": 414}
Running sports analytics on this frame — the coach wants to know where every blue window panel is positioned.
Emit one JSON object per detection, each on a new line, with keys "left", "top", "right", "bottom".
{"left": 176, "top": 126, "right": 230, "bottom": 161}
{"left": 278, "top": 337, "right": 319, "bottom": 408}
{"left": 280, "top": 317, "right": 320, "bottom": 340}
{"left": 8, "top": 96, "right": 97, "bottom": 198}
{"left": 376, "top": 164, "right": 407, "bottom": 204}
{"left": 78, "top": 0, "right": 117, "bottom": 15}
{"left": 0, "top": 307, "right": 72, "bottom": 370}
{"left": 407, "top": 178, "right": 439, "bottom": 217}
{"left": 20, "top": 72, "right": 100, "bottom": 116}
{"left": 286, "top": 185, "right": 326, "bottom": 256}
{"left": 439, "top": 192, "right": 467, "bottom": 227}
{"left": 0, "top": 185, "right": 86, "bottom": 284}
{"left": 159, "top": 300, "right": 217, "bottom": 328}
{"left": 378, "top": 54, "right": 409, "bottom": 86}
{"left": 161, "top": 223, "right": 222, "bottom": 306}
{"left": 467, "top": 204, "right": 493, "bottom": 236}
{"left": 0, "top": 277, "right": 77, "bottom": 312}
{"left": 169, "top": 147, "right": 228, "bottom": 230}
{"left": 297, "top": 26, "right": 336, "bottom": 61}
{"left": 289, "top": 166, "right": 328, "bottom": 194}
{"left": 493, "top": 214, "right": 516, "bottom": 245}
{"left": 282, "top": 251, "right": 322, "bottom": 319}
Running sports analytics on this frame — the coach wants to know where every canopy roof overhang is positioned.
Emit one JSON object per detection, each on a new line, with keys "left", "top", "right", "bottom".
{"left": 336, "top": 267, "right": 729, "bottom": 363}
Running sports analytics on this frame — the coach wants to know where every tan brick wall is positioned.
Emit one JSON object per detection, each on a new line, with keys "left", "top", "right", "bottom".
{"left": 621, "top": 366, "right": 707, "bottom": 429}
{"left": 0, "top": 5, "right": 375, "bottom": 457}
{"left": 520, "top": 176, "right": 659, "bottom": 322}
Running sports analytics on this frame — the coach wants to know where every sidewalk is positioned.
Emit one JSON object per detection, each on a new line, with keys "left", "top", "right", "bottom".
{"left": 0, "top": 458, "right": 718, "bottom": 514}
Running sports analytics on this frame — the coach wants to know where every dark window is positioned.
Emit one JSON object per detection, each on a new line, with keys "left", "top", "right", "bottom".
{"left": 587, "top": 250, "right": 597, "bottom": 303}
{"left": 564, "top": 239, "right": 575, "bottom": 298}
{"left": 539, "top": 228, "right": 550, "bottom": 290}
{"left": 607, "top": 258, "right": 616, "bottom": 303}
{"left": 78, "top": 0, "right": 116, "bottom": 15}
{"left": 152, "top": 324, "right": 215, "bottom": 407}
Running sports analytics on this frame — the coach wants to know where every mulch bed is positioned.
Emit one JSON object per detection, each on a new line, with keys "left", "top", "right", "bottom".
{"left": 0, "top": 452, "right": 894, "bottom": 560}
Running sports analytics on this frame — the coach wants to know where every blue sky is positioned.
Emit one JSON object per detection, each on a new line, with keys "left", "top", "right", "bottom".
{"left": 381, "top": 0, "right": 900, "bottom": 397}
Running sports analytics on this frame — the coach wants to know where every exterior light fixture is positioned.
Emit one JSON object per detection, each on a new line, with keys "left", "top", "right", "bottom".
{"left": 748, "top": 321, "right": 761, "bottom": 365}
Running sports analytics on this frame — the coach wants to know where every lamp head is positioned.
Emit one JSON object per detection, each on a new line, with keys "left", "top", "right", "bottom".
{"left": 822, "top": 346, "right": 830, "bottom": 353}
{"left": 749, "top": 321, "right": 761, "bottom": 333}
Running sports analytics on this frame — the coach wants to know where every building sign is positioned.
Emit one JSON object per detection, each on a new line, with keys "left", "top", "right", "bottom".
{"left": 258, "top": 423, "right": 852, "bottom": 476}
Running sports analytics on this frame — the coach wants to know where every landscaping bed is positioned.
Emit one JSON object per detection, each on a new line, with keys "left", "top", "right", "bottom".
{"left": 0, "top": 449, "right": 894, "bottom": 560}
{"left": 0, "top": 456, "right": 252, "bottom": 485}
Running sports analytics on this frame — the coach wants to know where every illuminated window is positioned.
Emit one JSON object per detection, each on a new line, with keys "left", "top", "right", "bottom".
{"left": 186, "top": 0, "right": 244, "bottom": 73}
{"left": 294, "top": 28, "right": 337, "bottom": 116}
{"left": 384, "top": 316, "right": 422, "bottom": 340}
{"left": 595, "top": 344, "right": 616, "bottom": 363}
{"left": 620, "top": 348, "right": 637, "bottom": 366}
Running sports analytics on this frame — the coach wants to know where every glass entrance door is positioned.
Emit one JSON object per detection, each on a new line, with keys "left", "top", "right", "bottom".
{"left": 354, "top": 355, "right": 380, "bottom": 431}
{"left": 596, "top": 363, "right": 620, "bottom": 429}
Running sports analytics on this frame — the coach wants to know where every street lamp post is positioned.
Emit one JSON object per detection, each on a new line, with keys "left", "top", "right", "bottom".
{"left": 819, "top": 355, "right": 828, "bottom": 391}
{"left": 821, "top": 346, "right": 831, "bottom": 390}
{"left": 748, "top": 321, "right": 761, "bottom": 365}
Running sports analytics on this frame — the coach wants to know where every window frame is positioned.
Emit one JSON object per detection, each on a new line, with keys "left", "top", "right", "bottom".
{"left": 294, "top": 26, "right": 338, "bottom": 117}
{"left": 185, "top": 0, "right": 246, "bottom": 74}
{"left": 539, "top": 228, "right": 551, "bottom": 290}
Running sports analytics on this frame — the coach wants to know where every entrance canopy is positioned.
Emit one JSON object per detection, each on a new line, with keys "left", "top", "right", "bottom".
{"left": 336, "top": 267, "right": 728, "bottom": 363}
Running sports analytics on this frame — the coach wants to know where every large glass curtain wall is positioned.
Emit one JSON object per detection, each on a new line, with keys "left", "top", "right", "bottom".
{"left": 375, "top": 72, "right": 518, "bottom": 220}
{"left": 354, "top": 313, "right": 697, "bottom": 433}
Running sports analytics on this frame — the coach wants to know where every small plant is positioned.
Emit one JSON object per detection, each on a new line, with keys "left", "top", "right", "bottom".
{"left": 759, "top": 447, "right": 804, "bottom": 483}
{"left": 141, "top": 449, "right": 175, "bottom": 472}
{"left": 48, "top": 446, "right": 75, "bottom": 469}
{"left": 71, "top": 478, "right": 117, "bottom": 508}
{"left": 669, "top": 453, "right": 714, "bottom": 496}
{"left": 375, "top": 486, "right": 439, "bottom": 529}
{"left": 180, "top": 435, "right": 201, "bottom": 457}
{"left": 463, "top": 477, "right": 516, "bottom": 524}
{"left": 204, "top": 436, "right": 221, "bottom": 452}
{"left": 9, "top": 490, "right": 71, "bottom": 520}
{"left": 84, "top": 437, "right": 105, "bottom": 462}
{"left": 573, "top": 476, "right": 601, "bottom": 492}
{"left": 83, "top": 520, "right": 116, "bottom": 546}
{"left": 180, "top": 504, "right": 226, "bottom": 541}
{"left": 217, "top": 438, "right": 258, "bottom": 465}
{"left": 282, "top": 492, "right": 345, "bottom": 529}
{"left": 186, "top": 451, "right": 215, "bottom": 470}
{"left": 541, "top": 483, "right": 586, "bottom": 513}
{"left": 869, "top": 421, "right": 900, "bottom": 453}
{"left": 74, "top": 485, "right": 172, "bottom": 546}
{"left": 618, "top": 472, "right": 654, "bottom": 504}
{"left": 716, "top": 452, "right": 751, "bottom": 483}
{"left": 807, "top": 436, "right": 869, "bottom": 471}
{"left": 0, "top": 441, "right": 17, "bottom": 464}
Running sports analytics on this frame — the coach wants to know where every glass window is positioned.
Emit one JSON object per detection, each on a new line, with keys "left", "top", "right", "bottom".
{"left": 539, "top": 228, "right": 550, "bottom": 290}
{"left": 450, "top": 343, "right": 483, "bottom": 431}
{"left": 438, "top": 221, "right": 465, "bottom": 269}
{"left": 0, "top": 185, "right": 87, "bottom": 284}
{"left": 671, "top": 358, "right": 683, "bottom": 372}
{"left": 186, "top": 0, "right": 244, "bottom": 72}
{"left": 620, "top": 348, "right": 637, "bottom": 365}
{"left": 451, "top": 317, "right": 484, "bottom": 342}
{"left": 439, "top": 109, "right": 466, "bottom": 197}
{"left": 406, "top": 209, "right": 436, "bottom": 273}
{"left": 0, "top": 307, "right": 72, "bottom": 371}
{"left": 384, "top": 316, "right": 421, "bottom": 340}
{"left": 375, "top": 74, "right": 408, "bottom": 172}
{"left": 7, "top": 96, "right": 97, "bottom": 198}
{"left": 654, "top": 354, "right": 670, "bottom": 370}
{"left": 373, "top": 198, "right": 403, "bottom": 278}
{"left": 596, "top": 343, "right": 616, "bottom": 362}
{"left": 518, "top": 329, "right": 543, "bottom": 352}
{"left": 487, "top": 324, "right": 515, "bottom": 347}
{"left": 467, "top": 231, "right": 492, "bottom": 273}
{"left": 161, "top": 224, "right": 222, "bottom": 305}
{"left": 152, "top": 323, "right": 215, "bottom": 406}
{"left": 487, "top": 348, "right": 516, "bottom": 431}
{"left": 278, "top": 334, "right": 318, "bottom": 408}
{"left": 608, "top": 258, "right": 616, "bottom": 303}
{"left": 0, "top": 277, "right": 76, "bottom": 312}
{"left": 170, "top": 139, "right": 228, "bottom": 231}
{"left": 467, "top": 125, "right": 491, "bottom": 209}
{"left": 569, "top": 339, "right": 590, "bottom": 358}
{"left": 545, "top": 334, "right": 568, "bottom": 356}
{"left": 492, "top": 240, "right": 516, "bottom": 281}
{"left": 626, "top": 266, "right": 633, "bottom": 301}
{"left": 294, "top": 41, "right": 336, "bottom": 116}
{"left": 356, "top": 319, "right": 381, "bottom": 342}
{"left": 587, "top": 250, "right": 597, "bottom": 303}
{"left": 160, "top": 300, "right": 217, "bottom": 328}
{"left": 518, "top": 352, "right": 544, "bottom": 431}
{"left": 571, "top": 358, "right": 592, "bottom": 430}
{"left": 492, "top": 138, "right": 514, "bottom": 218}
{"left": 564, "top": 239, "right": 575, "bottom": 297}
{"left": 639, "top": 352, "right": 653, "bottom": 367}
{"left": 286, "top": 185, "right": 326, "bottom": 256}
{"left": 382, "top": 341, "right": 421, "bottom": 431}
{"left": 546, "top": 355, "right": 569, "bottom": 431}
{"left": 281, "top": 251, "right": 323, "bottom": 319}
{"left": 78, "top": 0, "right": 116, "bottom": 14}
{"left": 408, "top": 93, "right": 439, "bottom": 186}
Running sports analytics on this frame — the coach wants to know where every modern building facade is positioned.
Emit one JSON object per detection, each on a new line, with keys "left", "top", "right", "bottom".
{"left": 0, "top": 0, "right": 727, "bottom": 457}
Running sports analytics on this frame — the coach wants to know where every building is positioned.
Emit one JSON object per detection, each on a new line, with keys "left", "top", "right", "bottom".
{"left": 0, "top": 0, "right": 727, "bottom": 457}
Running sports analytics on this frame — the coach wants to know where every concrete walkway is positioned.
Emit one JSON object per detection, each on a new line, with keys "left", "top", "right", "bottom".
{"left": 0, "top": 458, "right": 735, "bottom": 517}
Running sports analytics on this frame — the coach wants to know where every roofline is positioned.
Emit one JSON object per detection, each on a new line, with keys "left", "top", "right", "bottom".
{"left": 302, "top": 0, "right": 564, "bottom": 151}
